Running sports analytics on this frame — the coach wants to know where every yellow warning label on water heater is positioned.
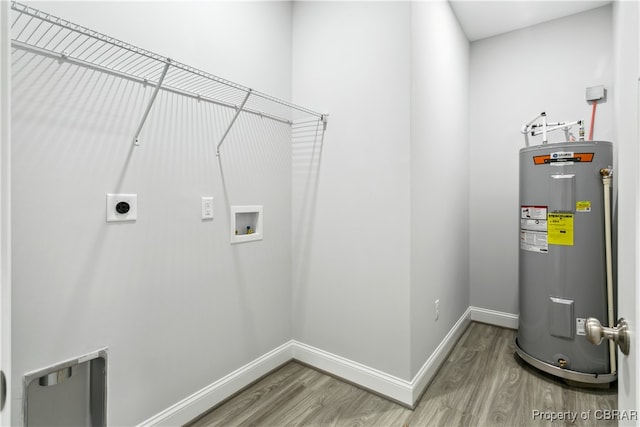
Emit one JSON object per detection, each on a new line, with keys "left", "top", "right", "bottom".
{"left": 576, "top": 201, "right": 591, "bottom": 212}
{"left": 548, "top": 213, "right": 574, "bottom": 246}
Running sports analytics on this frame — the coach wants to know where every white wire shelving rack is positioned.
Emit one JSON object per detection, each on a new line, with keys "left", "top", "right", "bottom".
{"left": 10, "top": 1, "right": 327, "bottom": 154}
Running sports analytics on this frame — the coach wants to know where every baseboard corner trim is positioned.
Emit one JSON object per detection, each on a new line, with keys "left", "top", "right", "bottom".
{"left": 410, "top": 306, "right": 472, "bottom": 406}
{"left": 291, "top": 340, "right": 414, "bottom": 406}
{"left": 469, "top": 306, "right": 519, "bottom": 330}
{"left": 137, "top": 341, "right": 294, "bottom": 427}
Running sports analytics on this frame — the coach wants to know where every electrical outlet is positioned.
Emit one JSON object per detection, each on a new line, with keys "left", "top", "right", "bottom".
{"left": 202, "top": 197, "right": 214, "bottom": 220}
{"left": 106, "top": 194, "right": 137, "bottom": 222}
{"left": 435, "top": 299, "right": 440, "bottom": 321}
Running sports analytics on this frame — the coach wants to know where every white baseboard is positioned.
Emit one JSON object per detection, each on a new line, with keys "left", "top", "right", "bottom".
{"left": 291, "top": 340, "right": 414, "bottom": 406}
{"left": 141, "top": 305, "right": 514, "bottom": 425}
{"left": 137, "top": 341, "right": 293, "bottom": 426}
{"left": 292, "top": 307, "right": 472, "bottom": 408}
{"left": 470, "top": 306, "right": 519, "bottom": 329}
{"left": 410, "top": 307, "right": 471, "bottom": 405}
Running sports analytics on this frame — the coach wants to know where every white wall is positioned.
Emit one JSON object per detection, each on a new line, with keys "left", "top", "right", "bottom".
{"left": 291, "top": 0, "right": 471, "bottom": 383}
{"left": 1, "top": 1, "right": 12, "bottom": 424}
{"left": 11, "top": 2, "right": 293, "bottom": 425}
{"left": 292, "top": 1, "right": 413, "bottom": 380}
{"left": 469, "top": 6, "right": 613, "bottom": 315}
{"left": 612, "top": 0, "right": 640, "bottom": 420}
{"left": 410, "top": 1, "right": 470, "bottom": 377}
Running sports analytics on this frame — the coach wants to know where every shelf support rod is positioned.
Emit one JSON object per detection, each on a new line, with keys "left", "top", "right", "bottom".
{"left": 216, "top": 89, "right": 252, "bottom": 156}
{"left": 133, "top": 59, "right": 171, "bottom": 146}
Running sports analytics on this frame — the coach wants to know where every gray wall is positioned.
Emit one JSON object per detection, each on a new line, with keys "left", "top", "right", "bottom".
{"left": 291, "top": 1, "right": 413, "bottom": 380}
{"left": 410, "top": 1, "right": 470, "bottom": 377}
{"left": 291, "top": 1, "right": 471, "bottom": 381}
{"left": 469, "top": 6, "right": 614, "bottom": 315}
{"left": 11, "top": 2, "right": 293, "bottom": 424}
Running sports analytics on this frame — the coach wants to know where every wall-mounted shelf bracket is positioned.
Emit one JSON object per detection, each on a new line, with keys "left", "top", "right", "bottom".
{"left": 321, "top": 113, "right": 329, "bottom": 131}
{"left": 216, "top": 89, "right": 252, "bottom": 156}
{"left": 133, "top": 59, "right": 171, "bottom": 146}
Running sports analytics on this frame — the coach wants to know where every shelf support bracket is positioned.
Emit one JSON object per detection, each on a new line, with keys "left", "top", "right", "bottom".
{"left": 216, "top": 89, "right": 252, "bottom": 156}
{"left": 133, "top": 59, "right": 171, "bottom": 146}
{"left": 321, "top": 113, "right": 329, "bottom": 131}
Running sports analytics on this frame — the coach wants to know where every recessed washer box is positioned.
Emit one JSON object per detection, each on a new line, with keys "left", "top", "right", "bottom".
{"left": 231, "top": 205, "right": 263, "bottom": 244}
{"left": 106, "top": 194, "right": 137, "bottom": 222}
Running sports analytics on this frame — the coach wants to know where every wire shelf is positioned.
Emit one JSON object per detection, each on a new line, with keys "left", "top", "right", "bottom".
{"left": 10, "top": 1, "right": 326, "bottom": 140}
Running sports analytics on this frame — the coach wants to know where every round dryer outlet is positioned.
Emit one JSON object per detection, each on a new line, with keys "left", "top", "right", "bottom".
{"left": 106, "top": 194, "right": 137, "bottom": 222}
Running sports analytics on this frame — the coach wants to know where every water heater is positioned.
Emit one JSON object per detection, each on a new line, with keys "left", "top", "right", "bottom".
{"left": 515, "top": 140, "right": 616, "bottom": 384}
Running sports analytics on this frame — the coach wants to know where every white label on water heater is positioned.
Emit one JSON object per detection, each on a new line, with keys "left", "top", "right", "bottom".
{"left": 549, "top": 151, "right": 575, "bottom": 166}
{"left": 576, "top": 318, "right": 586, "bottom": 336}
{"left": 550, "top": 151, "right": 574, "bottom": 160}
{"left": 520, "top": 230, "right": 548, "bottom": 253}
{"left": 521, "top": 218, "right": 547, "bottom": 232}
{"left": 521, "top": 206, "right": 547, "bottom": 220}
{"left": 520, "top": 206, "right": 549, "bottom": 253}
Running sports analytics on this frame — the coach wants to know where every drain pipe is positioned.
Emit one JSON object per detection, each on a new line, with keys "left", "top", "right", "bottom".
{"left": 600, "top": 167, "right": 615, "bottom": 374}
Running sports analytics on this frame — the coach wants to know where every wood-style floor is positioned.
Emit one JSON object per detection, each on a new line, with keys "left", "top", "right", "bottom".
{"left": 188, "top": 322, "right": 617, "bottom": 427}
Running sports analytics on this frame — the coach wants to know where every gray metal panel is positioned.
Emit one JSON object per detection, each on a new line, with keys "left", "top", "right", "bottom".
{"left": 549, "top": 297, "right": 574, "bottom": 338}
{"left": 549, "top": 174, "right": 575, "bottom": 212}
{"left": 517, "top": 141, "right": 613, "bottom": 377}
{"left": 23, "top": 349, "right": 107, "bottom": 426}
{"left": 26, "top": 363, "right": 91, "bottom": 426}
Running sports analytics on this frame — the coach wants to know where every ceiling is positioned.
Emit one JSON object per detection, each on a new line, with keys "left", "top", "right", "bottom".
{"left": 449, "top": 0, "right": 612, "bottom": 42}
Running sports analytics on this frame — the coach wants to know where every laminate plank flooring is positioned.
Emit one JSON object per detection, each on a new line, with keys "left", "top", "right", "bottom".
{"left": 188, "top": 323, "right": 617, "bottom": 427}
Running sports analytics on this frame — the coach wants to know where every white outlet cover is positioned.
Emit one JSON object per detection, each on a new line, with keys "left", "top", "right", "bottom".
{"left": 106, "top": 194, "right": 137, "bottom": 222}
{"left": 201, "top": 197, "right": 214, "bottom": 220}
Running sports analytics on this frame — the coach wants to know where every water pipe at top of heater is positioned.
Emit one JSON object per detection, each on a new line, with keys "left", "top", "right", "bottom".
{"left": 520, "top": 112, "right": 585, "bottom": 146}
